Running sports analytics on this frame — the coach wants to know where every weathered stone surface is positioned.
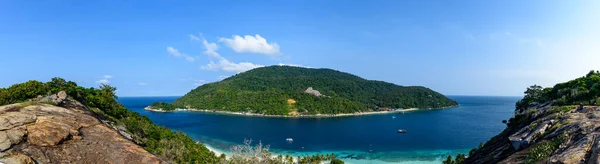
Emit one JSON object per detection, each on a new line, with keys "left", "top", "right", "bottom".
{"left": 0, "top": 112, "right": 36, "bottom": 130}
{"left": 304, "top": 87, "right": 323, "bottom": 97}
{"left": 38, "top": 91, "right": 68, "bottom": 105}
{"left": 0, "top": 126, "right": 26, "bottom": 151}
{"left": 550, "top": 134, "right": 593, "bottom": 163}
{"left": 57, "top": 91, "right": 67, "bottom": 100}
{"left": 466, "top": 104, "right": 600, "bottom": 164}
{"left": 0, "top": 99, "right": 166, "bottom": 163}
{"left": 587, "top": 134, "right": 600, "bottom": 164}
{"left": 0, "top": 152, "right": 35, "bottom": 164}
{"left": 26, "top": 119, "right": 80, "bottom": 146}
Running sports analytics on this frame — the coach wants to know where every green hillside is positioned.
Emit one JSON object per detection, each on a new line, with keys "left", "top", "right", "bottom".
{"left": 160, "top": 66, "right": 457, "bottom": 115}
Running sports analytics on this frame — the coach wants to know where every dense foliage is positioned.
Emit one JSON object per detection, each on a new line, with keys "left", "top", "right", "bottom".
{"left": 0, "top": 78, "right": 219, "bottom": 163}
{"left": 149, "top": 102, "right": 180, "bottom": 111}
{"left": 442, "top": 154, "right": 465, "bottom": 164}
{"left": 166, "top": 66, "right": 457, "bottom": 115}
{"left": 516, "top": 70, "right": 600, "bottom": 111}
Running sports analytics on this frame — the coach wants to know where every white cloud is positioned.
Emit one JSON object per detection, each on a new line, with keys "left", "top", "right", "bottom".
{"left": 97, "top": 79, "right": 110, "bottom": 84}
{"left": 167, "top": 46, "right": 197, "bottom": 62}
{"left": 219, "top": 34, "right": 280, "bottom": 55}
{"left": 138, "top": 82, "right": 149, "bottom": 86}
{"left": 197, "top": 38, "right": 264, "bottom": 73}
{"left": 202, "top": 39, "right": 221, "bottom": 58}
{"left": 189, "top": 34, "right": 201, "bottom": 41}
{"left": 202, "top": 58, "right": 263, "bottom": 73}
{"left": 96, "top": 75, "right": 113, "bottom": 84}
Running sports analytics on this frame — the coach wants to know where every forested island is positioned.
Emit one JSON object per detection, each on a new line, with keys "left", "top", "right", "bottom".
{"left": 149, "top": 66, "right": 457, "bottom": 116}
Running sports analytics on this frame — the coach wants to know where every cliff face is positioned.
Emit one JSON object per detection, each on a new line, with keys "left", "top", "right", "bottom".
{"left": 465, "top": 102, "right": 600, "bottom": 164}
{"left": 0, "top": 93, "right": 166, "bottom": 164}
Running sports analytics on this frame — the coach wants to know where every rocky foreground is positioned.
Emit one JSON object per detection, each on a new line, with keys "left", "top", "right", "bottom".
{"left": 465, "top": 102, "right": 600, "bottom": 164}
{"left": 0, "top": 92, "right": 166, "bottom": 164}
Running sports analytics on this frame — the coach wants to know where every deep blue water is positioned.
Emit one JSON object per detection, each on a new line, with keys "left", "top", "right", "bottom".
{"left": 118, "top": 96, "right": 519, "bottom": 164}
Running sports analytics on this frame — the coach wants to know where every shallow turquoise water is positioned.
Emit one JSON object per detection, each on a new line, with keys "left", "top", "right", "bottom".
{"left": 118, "top": 96, "right": 519, "bottom": 163}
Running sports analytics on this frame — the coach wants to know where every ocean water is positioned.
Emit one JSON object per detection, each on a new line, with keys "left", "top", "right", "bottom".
{"left": 118, "top": 96, "right": 519, "bottom": 163}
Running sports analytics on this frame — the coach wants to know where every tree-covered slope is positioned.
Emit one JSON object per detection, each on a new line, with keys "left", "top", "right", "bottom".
{"left": 167, "top": 66, "right": 457, "bottom": 115}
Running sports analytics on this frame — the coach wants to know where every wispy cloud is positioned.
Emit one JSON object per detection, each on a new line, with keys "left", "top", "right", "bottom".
{"left": 96, "top": 75, "right": 113, "bottom": 84}
{"left": 202, "top": 58, "right": 263, "bottom": 73}
{"left": 167, "top": 46, "right": 197, "bottom": 62}
{"left": 219, "top": 34, "right": 280, "bottom": 55}
{"left": 200, "top": 38, "right": 263, "bottom": 72}
{"left": 189, "top": 34, "right": 201, "bottom": 41}
{"left": 488, "top": 32, "right": 545, "bottom": 47}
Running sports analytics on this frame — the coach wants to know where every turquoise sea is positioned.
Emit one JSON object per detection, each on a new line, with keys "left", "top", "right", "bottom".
{"left": 118, "top": 96, "right": 519, "bottom": 163}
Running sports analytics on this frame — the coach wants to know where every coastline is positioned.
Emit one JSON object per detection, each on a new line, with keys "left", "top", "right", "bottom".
{"left": 201, "top": 142, "right": 464, "bottom": 164}
{"left": 144, "top": 105, "right": 459, "bottom": 118}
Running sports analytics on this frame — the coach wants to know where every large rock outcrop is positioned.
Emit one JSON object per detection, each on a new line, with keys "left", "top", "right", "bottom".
{"left": 304, "top": 87, "right": 323, "bottom": 97}
{"left": 0, "top": 93, "right": 166, "bottom": 164}
{"left": 465, "top": 103, "right": 600, "bottom": 164}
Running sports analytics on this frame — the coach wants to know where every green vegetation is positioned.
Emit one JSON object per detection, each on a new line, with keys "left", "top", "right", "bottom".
{"left": 161, "top": 66, "right": 457, "bottom": 115}
{"left": 331, "top": 158, "right": 345, "bottom": 164}
{"left": 549, "top": 105, "right": 576, "bottom": 114}
{"left": 443, "top": 153, "right": 466, "bottom": 164}
{"left": 0, "top": 78, "right": 219, "bottom": 163}
{"left": 224, "top": 139, "right": 341, "bottom": 164}
{"left": 149, "top": 102, "right": 180, "bottom": 111}
{"left": 516, "top": 70, "right": 600, "bottom": 111}
{"left": 525, "top": 134, "right": 565, "bottom": 164}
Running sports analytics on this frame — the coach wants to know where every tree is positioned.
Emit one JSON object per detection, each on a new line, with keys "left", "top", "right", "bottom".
{"left": 455, "top": 154, "right": 465, "bottom": 164}
{"left": 443, "top": 155, "right": 454, "bottom": 164}
{"left": 331, "top": 158, "right": 345, "bottom": 164}
{"left": 524, "top": 85, "right": 544, "bottom": 102}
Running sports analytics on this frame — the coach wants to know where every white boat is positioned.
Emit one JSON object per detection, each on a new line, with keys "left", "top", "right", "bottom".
{"left": 392, "top": 116, "right": 396, "bottom": 119}
{"left": 286, "top": 138, "right": 294, "bottom": 142}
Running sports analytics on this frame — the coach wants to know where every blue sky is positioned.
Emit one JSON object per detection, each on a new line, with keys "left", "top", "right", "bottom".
{"left": 1, "top": 1, "right": 599, "bottom": 96}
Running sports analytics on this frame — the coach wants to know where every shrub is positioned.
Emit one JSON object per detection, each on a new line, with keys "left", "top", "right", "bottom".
{"left": 331, "top": 158, "right": 345, "bottom": 164}
{"left": 525, "top": 134, "right": 565, "bottom": 164}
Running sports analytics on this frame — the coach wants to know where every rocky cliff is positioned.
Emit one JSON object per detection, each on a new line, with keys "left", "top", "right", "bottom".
{"left": 464, "top": 102, "right": 600, "bottom": 164}
{"left": 0, "top": 92, "right": 166, "bottom": 164}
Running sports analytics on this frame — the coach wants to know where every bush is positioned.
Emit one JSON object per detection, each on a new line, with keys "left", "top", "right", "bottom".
{"left": 525, "top": 134, "right": 565, "bottom": 164}
{"left": 331, "top": 158, "right": 345, "bottom": 164}
{"left": 224, "top": 139, "right": 336, "bottom": 164}
{"left": 549, "top": 105, "right": 576, "bottom": 114}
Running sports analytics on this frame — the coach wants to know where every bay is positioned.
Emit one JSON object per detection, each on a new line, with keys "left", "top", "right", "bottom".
{"left": 118, "top": 96, "right": 519, "bottom": 163}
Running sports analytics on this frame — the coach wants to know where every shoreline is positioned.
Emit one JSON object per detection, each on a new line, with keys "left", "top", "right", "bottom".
{"left": 144, "top": 105, "right": 459, "bottom": 118}
{"left": 201, "top": 142, "right": 465, "bottom": 164}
